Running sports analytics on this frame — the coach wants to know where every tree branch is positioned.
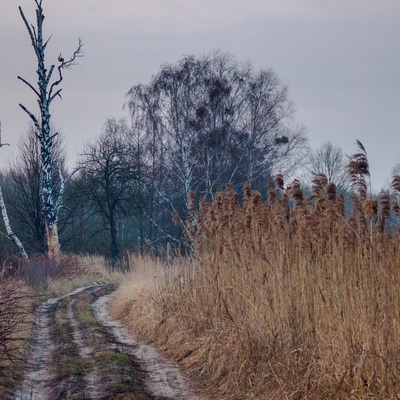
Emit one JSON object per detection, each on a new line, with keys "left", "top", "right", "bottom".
{"left": 18, "top": 6, "right": 36, "bottom": 50}
{"left": 17, "top": 76, "right": 40, "bottom": 98}
{"left": 43, "top": 34, "right": 52, "bottom": 49}
{"left": 18, "top": 104, "right": 41, "bottom": 135}
{"left": 46, "top": 64, "right": 55, "bottom": 85}
{"left": 60, "top": 38, "right": 83, "bottom": 70}
{"left": 49, "top": 88, "right": 63, "bottom": 104}
{"left": 50, "top": 131, "right": 59, "bottom": 140}
{"left": 48, "top": 38, "right": 83, "bottom": 101}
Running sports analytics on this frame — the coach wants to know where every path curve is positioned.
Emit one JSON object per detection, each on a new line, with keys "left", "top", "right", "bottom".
{"left": 93, "top": 292, "right": 203, "bottom": 400}
{"left": 12, "top": 284, "right": 205, "bottom": 400}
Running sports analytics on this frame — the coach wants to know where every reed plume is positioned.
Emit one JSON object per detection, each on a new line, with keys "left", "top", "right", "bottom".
{"left": 112, "top": 141, "right": 400, "bottom": 400}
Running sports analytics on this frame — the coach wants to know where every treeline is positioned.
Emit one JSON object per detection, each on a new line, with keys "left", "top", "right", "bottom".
{"left": 0, "top": 52, "right": 308, "bottom": 262}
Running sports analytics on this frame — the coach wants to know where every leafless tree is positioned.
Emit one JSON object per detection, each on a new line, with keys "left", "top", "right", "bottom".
{"left": 78, "top": 118, "right": 139, "bottom": 263}
{"left": 0, "top": 124, "right": 27, "bottom": 259}
{"left": 5, "top": 125, "right": 66, "bottom": 254}
{"left": 127, "top": 52, "right": 307, "bottom": 233}
{"left": 0, "top": 184, "right": 28, "bottom": 259}
{"left": 307, "top": 141, "right": 350, "bottom": 192}
{"left": 18, "top": 0, "right": 82, "bottom": 259}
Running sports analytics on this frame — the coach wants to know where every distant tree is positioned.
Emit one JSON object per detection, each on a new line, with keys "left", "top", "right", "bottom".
{"left": 78, "top": 118, "right": 139, "bottom": 263}
{"left": 18, "top": 0, "right": 82, "bottom": 259}
{"left": 127, "top": 52, "right": 307, "bottom": 232}
{"left": 307, "top": 141, "right": 350, "bottom": 192}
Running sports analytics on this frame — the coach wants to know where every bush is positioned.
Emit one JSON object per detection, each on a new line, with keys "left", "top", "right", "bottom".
{"left": 0, "top": 277, "right": 32, "bottom": 395}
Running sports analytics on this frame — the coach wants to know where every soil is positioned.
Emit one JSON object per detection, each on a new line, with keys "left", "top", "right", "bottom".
{"left": 11, "top": 284, "right": 205, "bottom": 400}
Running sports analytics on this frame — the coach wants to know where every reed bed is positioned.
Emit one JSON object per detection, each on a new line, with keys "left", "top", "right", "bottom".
{"left": 112, "top": 143, "right": 400, "bottom": 399}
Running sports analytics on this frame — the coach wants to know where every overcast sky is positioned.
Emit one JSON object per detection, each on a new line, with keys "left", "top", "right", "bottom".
{"left": 1, "top": 0, "right": 399, "bottom": 190}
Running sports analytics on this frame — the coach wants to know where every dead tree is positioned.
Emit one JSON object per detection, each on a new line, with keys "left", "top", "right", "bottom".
{"left": 18, "top": 0, "right": 82, "bottom": 259}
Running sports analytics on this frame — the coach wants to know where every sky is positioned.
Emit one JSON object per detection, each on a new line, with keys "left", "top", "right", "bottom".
{"left": 1, "top": 0, "right": 400, "bottom": 191}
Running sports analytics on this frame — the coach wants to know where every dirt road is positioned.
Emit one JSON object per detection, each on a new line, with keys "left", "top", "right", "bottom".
{"left": 12, "top": 284, "right": 204, "bottom": 400}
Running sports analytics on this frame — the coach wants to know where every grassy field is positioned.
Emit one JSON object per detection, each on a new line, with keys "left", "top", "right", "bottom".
{"left": 111, "top": 163, "right": 400, "bottom": 398}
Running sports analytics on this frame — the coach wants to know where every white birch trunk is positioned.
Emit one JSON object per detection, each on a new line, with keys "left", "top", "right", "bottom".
{"left": 18, "top": 2, "right": 82, "bottom": 259}
{"left": 0, "top": 186, "right": 28, "bottom": 259}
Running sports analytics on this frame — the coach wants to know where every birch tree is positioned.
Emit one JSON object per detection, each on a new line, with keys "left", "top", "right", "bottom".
{"left": 0, "top": 124, "right": 28, "bottom": 259}
{"left": 6, "top": 125, "right": 66, "bottom": 253}
{"left": 0, "top": 180, "right": 28, "bottom": 259}
{"left": 18, "top": 0, "right": 82, "bottom": 259}
{"left": 127, "top": 52, "right": 307, "bottom": 231}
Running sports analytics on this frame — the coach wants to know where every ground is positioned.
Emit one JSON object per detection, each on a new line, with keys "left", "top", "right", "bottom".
{"left": 11, "top": 284, "right": 204, "bottom": 400}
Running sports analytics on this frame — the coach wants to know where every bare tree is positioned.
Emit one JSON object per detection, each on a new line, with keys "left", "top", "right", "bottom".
{"left": 127, "top": 52, "right": 307, "bottom": 232}
{"left": 18, "top": 0, "right": 82, "bottom": 259}
{"left": 0, "top": 124, "right": 28, "bottom": 259}
{"left": 78, "top": 118, "right": 139, "bottom": 263}
{"left": 0, "top": 184, "right": 28, "bottom": 259}
{"left": 5, "top": 125, "right": 66, "bottom": 253}
{"left": 307, "top": 141, "right": 350, "bottom": 192}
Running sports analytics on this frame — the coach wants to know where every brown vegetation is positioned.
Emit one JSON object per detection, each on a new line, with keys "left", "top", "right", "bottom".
{"left": 0, "top": 278, "right": 32, "bottom": 395}
{"left": 0, "top": 254, "right": 118, "bottom": 397}
{"left": 112, "top": 143, "right": 400, "bottom": 399}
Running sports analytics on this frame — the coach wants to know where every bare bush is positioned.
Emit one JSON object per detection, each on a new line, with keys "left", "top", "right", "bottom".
{"left": 0, "top": 278, "right": 32, "bottom": 395}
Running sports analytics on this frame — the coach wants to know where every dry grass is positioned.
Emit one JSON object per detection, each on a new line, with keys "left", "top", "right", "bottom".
{"left": 111, "top": 145, "right": 400, "bottom": 399}
{"left": 110, "top": 253, "right": 175, "bottom": 342}
{"left": 1, "top": 253, "right": 120, "bottom": 296}
{"left": 45, "top": 254, "right": 122, "bottom": 296}
{"left": 0, "top": 253, "right": 120, "bottom": 397}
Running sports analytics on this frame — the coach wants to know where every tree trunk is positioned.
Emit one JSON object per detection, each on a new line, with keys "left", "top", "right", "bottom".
{"left": 45, "top": 220, "right": 61, "bottom": 259}
{"left": 19, "top": 2, "right": 82, "bottom": 260}
{"left": 0, "top": 186, "right": 28, "bottom": 259}
{"left": 109, "top": 215, "right": 119, "bottom": 266}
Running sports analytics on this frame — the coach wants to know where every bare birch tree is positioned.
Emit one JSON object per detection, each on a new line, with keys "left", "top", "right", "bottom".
{"left": 0, "top": 124, "right": 28, "bottom": 259}
{"left": 0, "top": 183, "right": 28, "bottom": 259}
{"left": 18, "top": 0, "right": 82, "bottom": 259}
{"left": 127, "top": 52, "right": 307, "bottom": 235}
{"left": 6, "top": 125, "right": 66, "bottom": 253}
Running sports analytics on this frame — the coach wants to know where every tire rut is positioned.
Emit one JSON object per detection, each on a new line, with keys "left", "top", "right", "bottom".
{"left": 11, "top": 285, "right": 205, "bottom": 400}
{"left": 66, "top": 291, "right": 107, "bottom": 399}
{"left": 12, "top": 298, "right": 57, "bottom": 399}
{"left": 12, "top": 286, "right": 100, "bottom": 400}
{"left": 93, "top": 293, "right": 204, "bottom": 400}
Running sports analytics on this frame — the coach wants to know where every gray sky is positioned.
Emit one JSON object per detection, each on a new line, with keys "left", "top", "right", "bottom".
{"left": 1, "top": 0, "right": 399, "bottom": 190}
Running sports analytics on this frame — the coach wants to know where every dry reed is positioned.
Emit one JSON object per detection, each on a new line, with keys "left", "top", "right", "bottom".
{"left": 112, "top": 144, "right": 400, "bottom": 399}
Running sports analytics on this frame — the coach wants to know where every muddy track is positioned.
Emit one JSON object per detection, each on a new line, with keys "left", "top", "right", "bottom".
{"left": 11, "top": 284, "right": 204, "bottom": 400}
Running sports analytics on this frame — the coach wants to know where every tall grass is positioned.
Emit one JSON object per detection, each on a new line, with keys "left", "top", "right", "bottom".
{"left": 111, "top": 145, "right": 400, "bottom": 399}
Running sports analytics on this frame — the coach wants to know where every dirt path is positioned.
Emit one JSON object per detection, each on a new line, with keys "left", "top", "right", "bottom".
{"left": 11, "top": 284, "right": 205, "bottom": 400}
